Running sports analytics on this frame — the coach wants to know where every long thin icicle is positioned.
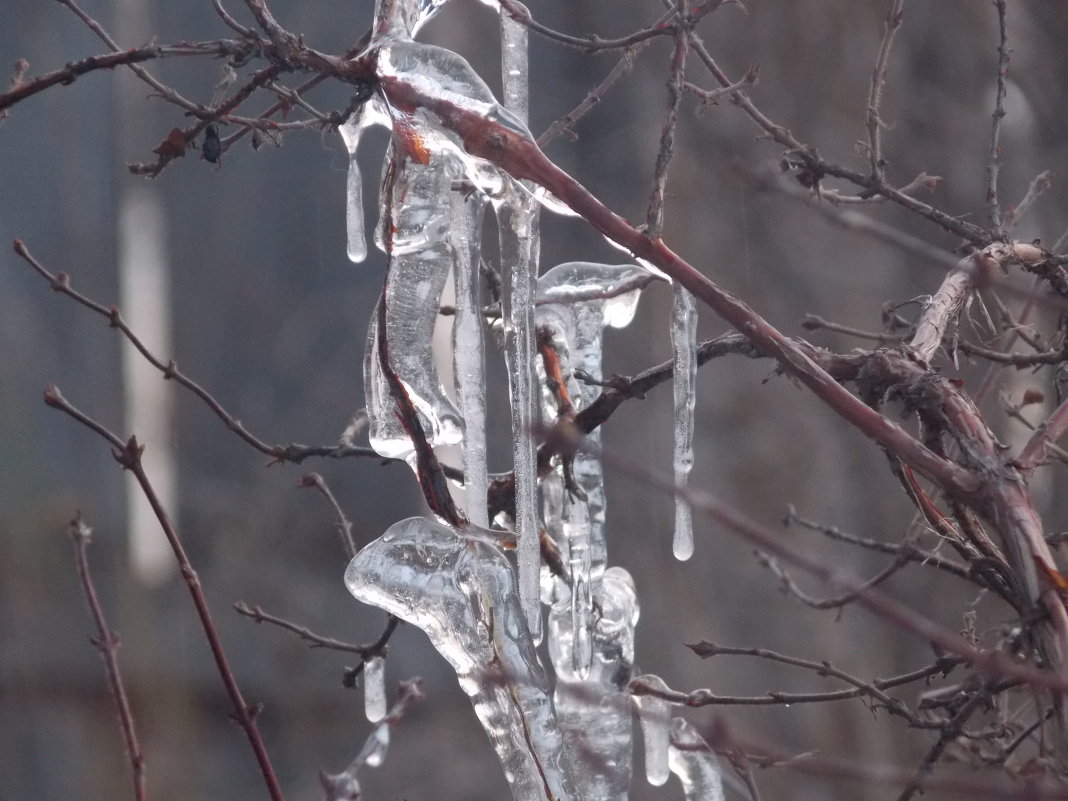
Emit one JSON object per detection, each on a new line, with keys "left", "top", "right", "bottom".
{"left": 346, "top": 517, "right": 575, "bottom": 801}
{"left": 671, "top": 284, "right": 698, "bottom": 561}
{"left": 339, "top": 115, "right": 368, "bottom": 264}
{"left": 450, "top": 172, "right": 489, "bottom": 527}
{"left": 498, "top": 7, "right": 541, "bottom": 641}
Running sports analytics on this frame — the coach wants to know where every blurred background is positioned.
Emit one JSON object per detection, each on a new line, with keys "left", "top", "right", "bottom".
{"left": 3, "top": 1, "right": 1068, "bottom": 799}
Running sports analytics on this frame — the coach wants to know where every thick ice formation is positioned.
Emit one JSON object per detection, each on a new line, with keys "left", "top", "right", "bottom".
{"left": 346, "top": 517, "right": 576, "bottom": 801}
{"left": 551, "top": 567, "right": 640, "bottom": 801}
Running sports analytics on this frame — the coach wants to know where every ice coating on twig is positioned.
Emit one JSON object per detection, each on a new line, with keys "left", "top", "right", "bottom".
{"left": 551, "top": 567, "right": 640, "bottom": 801}
{"left": 537, "top": 262, "right": 649, "bottom": 677}
{"left": 372, "top": 0, "right": 451, "bottom": 39}
{"left": 492, "top": 6, "right": 542, "bottom": 643}
{"left": 634, "top": 673, "right": 672, "bottom": 786}
{"left": 671, "top": 285, "right": 698, "bottom": 561}
{"left": 363, "top": 655, "right": 387, "bottom": 722}
{"left": 346, "top": 517, "right": 576, "bottom": 801}
{"left": 320, "top": 678, "right": 423, "bottom": 801}
{"left": 450, "top": 178, "right": 489, "bottom": 527}
{"left": 668, "top": 718, "right": 725, "bottom": 801}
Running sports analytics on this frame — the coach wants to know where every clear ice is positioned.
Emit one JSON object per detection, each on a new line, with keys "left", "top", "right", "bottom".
{"left": 668, "top": 718, "right": 726, "bottom": 801}
{"left": 346, "top": 517, "right": 576, "bottom": 801}
{"left": 537, "top": 262, "right": 647, "bottom": 677}
{"left": 671, "top": 285, "right": 698, "bottom": 561}
{"left": 450, "top": 174, "right": 490, "bottom": 527}
{"left": 338, "top": 114, "right": 368, "bottom": 264}
{"left": 634, "top": 673, "right": 672, "bottom": 787}
{"left": 491, "top": 7, "right": 542, "bottom": 643}
{"left": 551, "top": 567, "right": 639, "bottom": 801}
{"left": 363, "top": 655, "right": 387, "bottom": 723}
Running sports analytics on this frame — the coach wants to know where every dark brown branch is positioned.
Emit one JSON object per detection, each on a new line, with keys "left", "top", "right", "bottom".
{"left": 68, "top": 514, "right": 146, "bottom": 801}
{"left": 44, "top": 387, "right": 285, "bottom": 801}
{"left": 233, "top": 602, "right": 398, "bottom": 660}
{"left": 299, "top": 473, "right": 357, "bottom": 558}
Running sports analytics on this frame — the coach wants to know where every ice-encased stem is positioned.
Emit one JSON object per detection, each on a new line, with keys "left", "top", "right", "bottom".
{"left": 668, "top": 718, "right": 725, "bottom": 801}
{"left": 500, "top": 190, "right": 542, "bottom": 642}
{"left": 363, "top": 655, "right": 387, "bottom": 722}
{"left": 671, "top": 284, "right": 697, "bottom": 561}
{"left": 497, "top": 0, "right": 541, "bottom": 642}
{"left": 451, "top": 180, "right": 489, "bottom": 527}
{"left": 552, "top": 567, "right": 639, "bottom": 801}
{"left": 346, "top": 517, "right": 575, "bottom": 801}
{"left": 339, "top": 116, "right": 368, "bottom": 264}
{"left": 634, "top": 674, "right": 672, "bottom": 787}
{"left": 364, "top": 146, "right": 465, "bottom": 463}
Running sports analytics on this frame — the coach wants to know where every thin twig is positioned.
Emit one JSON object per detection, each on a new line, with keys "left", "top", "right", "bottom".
{"left": 13, "top": 240, "right": 384, "bottom": 466}
{"left": 44, "top": 387, "right": 285, "bottom": 801}
{"left": 866, "top": 0, "right": 905, "bottom": 181}
{"left": 985, "top": 0, "right": 1010, "bottom": 234}
{"left": 299, "top": 473, "right": 357, "bottom": 558}
{"left": 69, "top": 515, "right": 146, "bottom": 801}
{"left": 233, "top": 602, "right": 397, "bottom": 659}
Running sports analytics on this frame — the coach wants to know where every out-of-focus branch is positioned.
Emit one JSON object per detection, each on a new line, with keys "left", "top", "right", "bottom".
{"left": 13, "top": 240, "right": 385, "bottom": 466}
{"left": 44, "top": 387, "right": 285, "bottom": 801}
{"left": 984, "top": 0, "right": 1010, "bottom": 234}
{"left": 865, "top": 0, "right": 905, "bottom": 180}
{"left": 68, "top": 514, "right": 146, "bottom": 801}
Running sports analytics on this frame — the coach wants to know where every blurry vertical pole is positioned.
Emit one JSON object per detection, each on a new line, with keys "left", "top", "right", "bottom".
{"left": 113, "top": 0, "right": 176, "bottom": 584}
{"left": 498, "top": 4, "right": 542, "bottom": 640}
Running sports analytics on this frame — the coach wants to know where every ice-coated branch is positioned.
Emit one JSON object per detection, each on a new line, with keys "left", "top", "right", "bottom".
{"left": 346, "top": 517, "right": 576, "bottom": 801}
{"left": 320, "top": 678, "right": 425, "bottom": 801}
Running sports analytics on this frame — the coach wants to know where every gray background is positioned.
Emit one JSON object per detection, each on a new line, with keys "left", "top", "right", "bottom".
{"left": 3, "top": 1, "right": 1068, "bottom": 799}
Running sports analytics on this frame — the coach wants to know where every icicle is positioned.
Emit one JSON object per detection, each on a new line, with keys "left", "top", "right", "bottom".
{"left": 346, "top": 517, "right": 576, "bottom": 801}
{"left": 497, "top": 189, "right": 542, "bottom": 643}
{"left": 338, "top": 99, "right": 391, "bottom": 264}
{"left": 450, "top": 172, "right": 489, "bottom": 527}
{"left": 363, "top": 655, "right": 387, "bottom": 723}
{"left": 634, "top": 674, "right": 672, "bottom": 787}
{"left": 671, "top": 285, "right": 698, "bottom": 561}
{"left": 668, "top": 718, "right": 725, "bottom": 801}
{"left": 491, "top": 0, "right": 541, "bottom": 643}
{"left": 551, "top": 567, "right": 639, "bottom": 801}
{"left": 338, "top": 115, "right": 368, "bottom": 264}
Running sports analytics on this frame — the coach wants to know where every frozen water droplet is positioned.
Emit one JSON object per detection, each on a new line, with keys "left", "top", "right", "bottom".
{"left": 346, "top": 517, "right": 576, "bottom": 800}
{"left": 364, "top": 656, "right": 387, "bottom": 723}
{"left": 634, "top": 674, "right": 671, "bottom": 787}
